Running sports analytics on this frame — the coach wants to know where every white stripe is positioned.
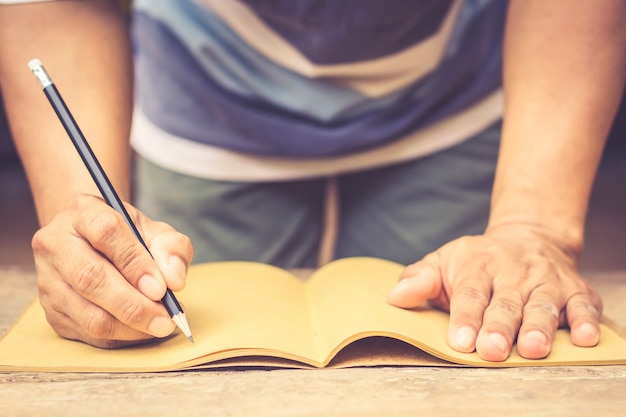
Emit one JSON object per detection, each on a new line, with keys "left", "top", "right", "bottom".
{"left": 194, "top": 0, "right": 462, "bottom": 97}
{"left": 131, "top": 89, "right": 503, "bottom": 182}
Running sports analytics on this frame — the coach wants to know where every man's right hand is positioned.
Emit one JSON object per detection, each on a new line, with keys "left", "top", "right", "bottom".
{"left": 32, "top": 194, "right": 194, "bottom": 349}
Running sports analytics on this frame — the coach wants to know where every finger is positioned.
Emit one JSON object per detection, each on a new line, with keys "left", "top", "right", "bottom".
{"left": 59, "top": 237, "right": 176, "bottom": 338}
{"left": 38, "top": 268, "right": 159, "bottom": 345}
{"left": 387, "top": 255, "right": 443, "bottom": 309}
{"left": 566, "top": 292, "right": 602, "bottom": 347}
{"left": 446, "top": 266, "right": 492, "bottom": 354}
{"left": 474, "top": 287, "right": 524, "bottom": 362}
{"left": 43, "top": 298, "right": 155, "bottom": 349}
{"left": 516, "top": 288, "right": 560, "bottom": 359}
{"left": 143, "top": 220, "right": 194, "bottom": 292}
{"left": 69, "top": 195, "right": 167, "bottom": 300}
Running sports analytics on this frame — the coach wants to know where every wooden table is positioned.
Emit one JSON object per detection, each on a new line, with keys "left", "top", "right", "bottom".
{"left": 1, "top": 267, "right": 625, "bottom": 417}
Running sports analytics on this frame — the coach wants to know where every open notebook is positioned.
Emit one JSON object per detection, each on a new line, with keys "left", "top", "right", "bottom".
{"left": 1, "top": 257, "right": 626, "bottom": 372}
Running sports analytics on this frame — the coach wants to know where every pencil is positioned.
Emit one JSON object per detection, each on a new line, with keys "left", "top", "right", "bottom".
{"left": 28, "top": 59, "right": 194, "bottom": 344}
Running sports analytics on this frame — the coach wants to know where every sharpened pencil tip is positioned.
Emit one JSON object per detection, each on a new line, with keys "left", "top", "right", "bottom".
{"left": 171, "top": 312, "right": 193, "bottom": 344}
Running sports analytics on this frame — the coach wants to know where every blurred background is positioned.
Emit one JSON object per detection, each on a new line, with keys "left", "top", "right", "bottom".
{"left": 1, "top": 94, "right": 625, "bottom": 271}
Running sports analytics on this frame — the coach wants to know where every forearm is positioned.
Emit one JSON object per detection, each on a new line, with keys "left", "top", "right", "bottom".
{"left": 489, "top": 0, "right": 626, "bottom": 254}
{"left": 0, "top": 0, "right": 133, "bottom": 226}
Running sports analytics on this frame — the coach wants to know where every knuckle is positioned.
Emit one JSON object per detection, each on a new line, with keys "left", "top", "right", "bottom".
{"left": 88, "top": 210, "right": 124, "bottom": 244}
{"left": 454, "top": 286, "right": 490, "bottom": 309}
{"left": 117, "top": 297, "right": 147, "bottom": 326}
{"left": 178, "top": 233, "right": 193, "bottom": 255}
{"left": 566, "top": 285, "right": 604, "bottom": 319}
{"left": 568, "top": 300, "right": 600, "bottom": 319}
{"left": 35, "top": 274, "right": 52, "bottom": 298}
{"left": 485, "top": 296, "right": 523, "bottom": 320}
{"left": 112, "top": 245, "right": 146, "bottom": 275}
{"left": 31, "top": 227, "right": 54, "bottom": 255}
{"left": 83, "top": 308, "right": 116, "bottom": 340}
{"left": 74, "top": 260, "right": 108, "bottom": 297}
{"left": 524, "top": 301, "right": 560, "bottom": 321}
{"left": 594, "top": 296, "right": 604, "bottom": 315}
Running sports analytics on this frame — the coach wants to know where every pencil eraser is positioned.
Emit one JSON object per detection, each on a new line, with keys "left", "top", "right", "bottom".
{"left": 28, "top": 58, "right": 42, "bottom": 71}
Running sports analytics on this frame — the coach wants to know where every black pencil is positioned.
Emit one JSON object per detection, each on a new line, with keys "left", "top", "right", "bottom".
{"left": 28, "top": 59, "right": 193, "bottom": 343}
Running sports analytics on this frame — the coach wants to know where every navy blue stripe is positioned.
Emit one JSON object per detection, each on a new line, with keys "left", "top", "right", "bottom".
{"left": 238, "top": 0, "right": 454, "bottom": 64}
{"left": 133, "top": 1, "right": 505, "bottom": 158}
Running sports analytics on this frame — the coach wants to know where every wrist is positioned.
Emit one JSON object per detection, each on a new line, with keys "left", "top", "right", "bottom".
{"left": 485, "top": 218, "right": 584, "bottom": 260}
{"left": 488, "top": 167, "right": 591, "bottom": 259}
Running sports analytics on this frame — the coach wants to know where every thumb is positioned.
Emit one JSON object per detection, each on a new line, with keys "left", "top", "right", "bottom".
{"left": 153, "top": 251, "right": 189, "bottom": 292}
{"left": 388, "top": 256, "right": 443, "bottom": 309}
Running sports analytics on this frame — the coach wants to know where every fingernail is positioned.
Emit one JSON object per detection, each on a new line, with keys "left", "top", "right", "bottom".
{"left": 138, "top": 274, "right": 165, "bottom": 300}
{"left": 169, "top": 256, "right": 187, "bottom": 283}
{"left": 578, "top": 322, "right": 598, "bottom": 337}
{"left": 454, "top": 326, "right": 476, "bottom": 351}
{"left": 388, "top": 278, "right": 426, "bottom": 308}
{"left": 486, "top": 333, "right": 508, "bottom": 353}
{"left": 148, "top": 316, "right": 175, "bottom": 338}
{"left": 525, "top": 330, "right": 547, "bottom": 345}
{"left": 389, "top": 278, "right": 413, "bottom": 297}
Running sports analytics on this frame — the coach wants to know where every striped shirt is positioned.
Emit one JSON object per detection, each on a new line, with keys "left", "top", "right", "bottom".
{"left": 1, "top": 0, "right": 508, "bottom": 181}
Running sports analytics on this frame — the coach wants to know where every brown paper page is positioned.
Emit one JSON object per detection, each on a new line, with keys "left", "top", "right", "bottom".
{"left": 1, "top": 257, "right": 626, "bottom": 372}
{"left": 0, "top": 262, "right": 319, "bottom": 372}
{"left": 306, "top": 257, "right": 626, "bottom": 367}
{"left": 178, "top": 261, "right": 319, "bottom": 367}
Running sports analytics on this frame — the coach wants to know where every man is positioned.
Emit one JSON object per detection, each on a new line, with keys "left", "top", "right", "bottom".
{"left": 0, "top": 0, "right": 624, "bottom": 362}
